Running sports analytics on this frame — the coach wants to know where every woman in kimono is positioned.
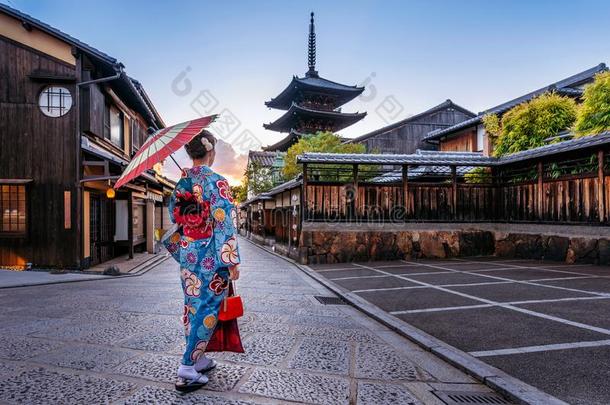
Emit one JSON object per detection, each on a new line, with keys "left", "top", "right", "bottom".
{"left": 163, "top": 130, "right": 240, "bottom": 392}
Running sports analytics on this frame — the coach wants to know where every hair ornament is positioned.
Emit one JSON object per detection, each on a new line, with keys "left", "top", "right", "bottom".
{"left": 200, "top": 137, "right": 214, "bottom": 151}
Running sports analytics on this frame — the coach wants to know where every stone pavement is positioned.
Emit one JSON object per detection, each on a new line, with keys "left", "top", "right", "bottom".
{"left": 0, "top": 238, "right": 495, "bottom": 404}
{"left": 0, "top": 269, "right": 110, "bottom": 288}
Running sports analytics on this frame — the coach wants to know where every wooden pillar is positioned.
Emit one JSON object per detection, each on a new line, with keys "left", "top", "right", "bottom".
{"left": 127, "top": 191, "right": 134, "bottom": 259}
{"left": 491, "top": 167, "right": 500, "bottom": 220}
{"left": 598, "top": 150, "right": 606, "bottom": 222}
{"left": 352, "top": 164, "right": 359, "bottom": 219}
{"left": 537, "top": 161, "right": 544, "bottom": 220}
{"left": 451, "top": 166, "right": 457, "bottom": 219}
{"left": 301, "top": 163, "right": 308, "bottom": 222}
{"left": 402, "top": 164, "right": 409, "bottom": 220}
{"left": 145, "top": 200, "right": 154, "bottom": 254}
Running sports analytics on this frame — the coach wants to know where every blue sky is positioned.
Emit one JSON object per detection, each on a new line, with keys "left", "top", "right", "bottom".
{"left": 4, "top": 0, "right": 610, "bottom": 180}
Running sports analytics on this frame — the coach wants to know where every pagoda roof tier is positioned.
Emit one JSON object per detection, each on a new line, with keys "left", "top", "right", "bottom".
{"left": 265, "top": 76, "right": 364, "bottom": 110}
{"left": 263, "top": 103, "right": 367, "bottom": 134}
{"left": 263, "top": 130, "right": 307, "bottom": 152}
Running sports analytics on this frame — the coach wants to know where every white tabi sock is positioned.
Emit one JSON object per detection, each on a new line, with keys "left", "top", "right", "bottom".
{"left": 195, "top": 355, "right": 215, "bottom": 372}
{"left": 177, "top": 364, "right": 208, "bottom": 383}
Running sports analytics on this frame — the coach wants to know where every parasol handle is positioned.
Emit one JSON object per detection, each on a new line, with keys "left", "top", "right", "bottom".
{"left": 169, "top": 154, "right": 182, "bottom": 171}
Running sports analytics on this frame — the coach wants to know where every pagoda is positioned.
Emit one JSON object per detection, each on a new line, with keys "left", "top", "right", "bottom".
{"left": 263, "top": 12, "right": 366, "bottom": 151}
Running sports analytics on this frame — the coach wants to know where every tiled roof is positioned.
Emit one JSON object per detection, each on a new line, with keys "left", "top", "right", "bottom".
{"left": 424, "top": 63, "right": 608, "bottom": 142}
{"left": 248, "top": 151, "right": 285, "bottom": 167}
{"left": 298, "top": 131, "right": 610, "bottom": 167}
{"left": 263, "top": 103, "right": 367, "bottom": 133}
{"left": 267, "top": 176, "right": 302, "bottom": 195}
{"left": 297, "top": 152, "right": 494, "bottom": 166}
{"left": 295, "top": 76, "right": 363, "bottom": 92}
{"left": 240, "top": 193, "right": 273, "bottom": 207}
{"left": 347, "top": 100, "right": 476, "bottom": 143}
{"left": 240, "top": 176, "right": 302, "bottom": 207}
{"left": 265, "top": 75, "right": 364, "bottom": 110}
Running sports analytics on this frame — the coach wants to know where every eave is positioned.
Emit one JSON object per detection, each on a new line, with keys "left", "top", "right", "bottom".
{"left": 263, "top": 103, "right": 366, "bottom": 133}
{"left": 265, "top": 76, "right": 365, "bottom": 110}
{"left": 262, "top": 130, "right": 304, "bottom": 151}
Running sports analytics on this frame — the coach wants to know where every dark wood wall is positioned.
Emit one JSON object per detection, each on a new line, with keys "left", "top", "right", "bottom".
{"left": 360, "top": 107, "right": 473, "bottom": 154}
{"left": 440, "top": 129, "right": 477, "bottom": 152}
{"left": 0, "top": 36, "right": 80, "bottom": 268}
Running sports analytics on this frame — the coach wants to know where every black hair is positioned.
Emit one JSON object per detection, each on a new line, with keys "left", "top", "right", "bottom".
{"left": 184, "top": 130, "right": 217, "bottom": 160}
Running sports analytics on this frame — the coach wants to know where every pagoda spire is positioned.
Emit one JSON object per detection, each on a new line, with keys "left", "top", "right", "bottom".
{"left": 306, "top": 12, "right": 318, "bottom": 77}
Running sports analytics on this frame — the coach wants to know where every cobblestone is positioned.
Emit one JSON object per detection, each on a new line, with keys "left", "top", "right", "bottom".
{"left": 32, "top": 343, "right": 137, "bottom": 371}
{"left": 356, "top": 382, "right": 422, "bottom": 405}
{"left": 292, "top": 325, "right": 382, "bottom": 343}
{"left": 116, "top": 353, "right": 182, "bottom": 382}
{"left": 219, "top": 333, "right": 297, "bottom": 366}
{"left": 119, "top": 385, "right": 260, "bottom": 404}
{"left": 0, "top": 367, "right": 136, "bottom": 404}
{"left": 239, "top": 368, "right": 350, "bottom": 404}
{"left": 356, "top": 343, "right": 429, "bottom": 381}
{"left": 289, "top": 338, "right": 350, "bottom": 375}
{"left": 0, "top": 239, "right": 487, "bottom": 403}
{"left": 0, "top": 335, "right": 65, "bottom": 361}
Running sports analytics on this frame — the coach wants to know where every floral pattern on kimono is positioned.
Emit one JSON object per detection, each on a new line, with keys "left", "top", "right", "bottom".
{"left": 163, "top": 165, "right": 240, "bottom": 365}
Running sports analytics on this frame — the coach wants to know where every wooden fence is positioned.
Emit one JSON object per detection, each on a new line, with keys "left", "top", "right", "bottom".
{"left": 302, "top": 153, "right": 610, "bottom": 225}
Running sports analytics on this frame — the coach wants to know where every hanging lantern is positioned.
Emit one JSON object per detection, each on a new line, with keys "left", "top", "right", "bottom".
{"left": 106, "top": 188, "right": 116, "bottom": 199}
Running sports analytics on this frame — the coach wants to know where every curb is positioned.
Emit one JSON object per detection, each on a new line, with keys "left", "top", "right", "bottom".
{"left": 0, "top": 254, "right": 171, "bottom": 289}
{"left": 245, "top": 238, "right": 568, "bottom": 405}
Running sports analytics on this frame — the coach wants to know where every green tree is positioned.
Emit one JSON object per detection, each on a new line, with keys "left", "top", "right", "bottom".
{"left": 493, "top": 93, "right": 577, "bottom": 157}
{"left": 283, "top": 132, "right": 366, "bottom": 179}
{"left": 575, "top": 71, "right": 610, "bottom": 136}
{"left": 244, "top": 161, "right": 274, "bottom": 196}
{"left": 481, "top": 113, "right": 500, "bottom": 148}
{"left": 231, "top": 184, "right": 247, "bottom": 203}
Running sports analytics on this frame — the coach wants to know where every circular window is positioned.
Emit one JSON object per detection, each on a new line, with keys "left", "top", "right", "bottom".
{"left": 38, "top": 86, "right": 72, "bottom": 117}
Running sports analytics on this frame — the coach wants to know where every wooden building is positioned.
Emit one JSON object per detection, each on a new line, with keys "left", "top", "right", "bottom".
{"left": 424, "top": 64, "right": 608, "bottom": 155}
{"left": 242, "top": 132, "right": 610, "bottom": 264}
{"left": 245, "top": 151, "right": 285, "bottom": 198}
{"left": 346, "top": 99, "right": 475, "bottom": 154}
{"left": 263, "top": 13, "right": 366, "bottom": 151}
{"left": 0, "top": 4, "right": 174, "bottom": 269}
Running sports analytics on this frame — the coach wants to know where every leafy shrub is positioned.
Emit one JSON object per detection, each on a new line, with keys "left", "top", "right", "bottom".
{"left": 283, "top": 132, "right": 366, "bottom": 179}
{"left": 464, "top": 167, "right": 492, "bottom": 184}
{"left": 482, "top": 113, "right": 500, "bottom": 138}
{"left": 493, "top": 93, "right": 577, "bottom": 157}
{"left": 575, "top": 71, "right": 610, "bottom": 136}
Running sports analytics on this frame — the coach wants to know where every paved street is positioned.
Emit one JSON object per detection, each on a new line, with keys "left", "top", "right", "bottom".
{"left": 0, "top": 239, "right": 497, "bottom": 405}
{"left": 310, "top": 258, "right": 610, "bottom": 405}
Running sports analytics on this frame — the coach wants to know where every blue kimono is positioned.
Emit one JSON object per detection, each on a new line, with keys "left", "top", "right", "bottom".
{"left": 163, "top": 165, "right": 240, "bottom": 366}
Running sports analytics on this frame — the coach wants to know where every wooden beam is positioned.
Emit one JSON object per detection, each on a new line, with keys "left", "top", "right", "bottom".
{"left": 402, "top": 164, "right": 409, "bottom": 219}
{"left": 352, "top": 164, "right": 359, "bottom": 220}
{"left": 537, "top": 161, "right": 544, "bottom": 219}
{"left": 127, "top": 191, "right": 134, "bottom": 259}
{"left": 451, "top": 165, "right": 457, "bottom": 218}
{"left": 598, "top": 150, "right": 606, "bottom": 222}
{"left": 301, "top": 163, "right": 308, "bottom": 222}
{"left": 0, "top": 179, "right": 33, "bottom": 184}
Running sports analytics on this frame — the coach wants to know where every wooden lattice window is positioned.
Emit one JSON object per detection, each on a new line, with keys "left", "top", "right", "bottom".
{"left": 39, "top": 86, "right": 72, "bottom": 117}
{"left": 1, "top": 184, "right": 27, "bottom": 235}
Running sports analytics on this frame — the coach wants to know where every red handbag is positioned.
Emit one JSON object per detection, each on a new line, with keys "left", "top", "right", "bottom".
{"left": 205, "top": 318, "right": 244, "bottom": 353}
{"left": 206, "top": 282, "right": 244, "bottom": 353}
{"left": 218, "top": 281, "right": 244, "bottom": 321}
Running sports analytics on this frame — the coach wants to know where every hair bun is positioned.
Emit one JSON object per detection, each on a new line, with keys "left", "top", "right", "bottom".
{"left": 200, "top": 137, "right": 214, "bottom": 151}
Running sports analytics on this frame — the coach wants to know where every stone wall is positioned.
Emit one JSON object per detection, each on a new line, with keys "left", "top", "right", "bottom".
{"left": 299, "top": 223, "right": 610, "bottom": 266}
